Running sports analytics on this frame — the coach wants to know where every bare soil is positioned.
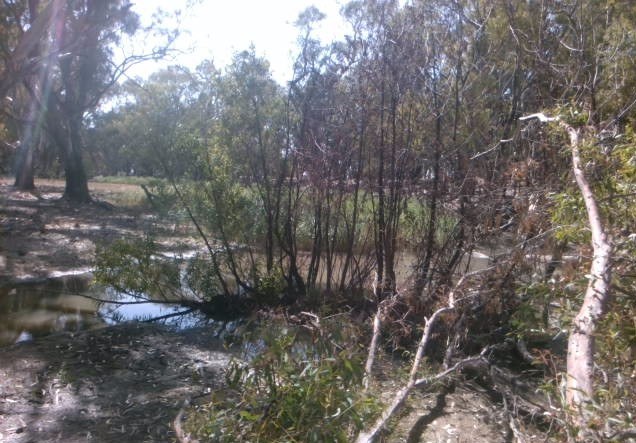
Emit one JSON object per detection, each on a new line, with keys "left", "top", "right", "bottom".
{"left": 0, "top": 178, "right": 197, "bottom": 283}
{"left": 0, "top": 322, "right": 229, "bottom": 443}
{"left": 0, "top": 179, "right": 222, "bottom": 442}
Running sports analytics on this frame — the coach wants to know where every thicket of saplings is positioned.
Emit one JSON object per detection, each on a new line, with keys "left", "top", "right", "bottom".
{"left": 94, "top": 130, "right": 634, "bottom": 442}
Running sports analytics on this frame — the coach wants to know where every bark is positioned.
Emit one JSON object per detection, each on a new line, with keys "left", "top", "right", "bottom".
{"left": 13, "top": 0, "right": 42, "bottom": 191}
{"left": 363, "top": 305, "right": 383, "bottom": 391}
{"left": 0, "top": 1, "right": 65, "bottom": 99}
{"left": 520, "top": 113, "right": 613, "bottom": 431}
{"left": 13, "top": 141, "right": 35, "bottom": 190}
{"left": 563, "top": 124, "right": 612, "bottom": 417}
{"left": 61, "top": 117, "right": 91, "bottom": 203}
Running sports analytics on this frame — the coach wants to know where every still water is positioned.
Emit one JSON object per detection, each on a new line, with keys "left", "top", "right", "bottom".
{"left": 0, "top": 272, "right": 206, "bottom": 348}
{"left": 0, "top": 249, "right": 496, "bottom": 348}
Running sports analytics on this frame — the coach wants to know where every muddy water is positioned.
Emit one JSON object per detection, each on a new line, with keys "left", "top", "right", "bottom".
{"left": 0, "top": 272, "right": 206, "bottom": 348}
{"left": 0, "top": 249, "right": 497, "bottom": 348}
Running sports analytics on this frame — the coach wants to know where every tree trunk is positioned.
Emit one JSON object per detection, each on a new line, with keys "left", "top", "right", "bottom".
{"left": 62, "top": 117, "right": 91, "bottom": 203}
{"left": 13, "top": 0, "right": 42, "bottom": 192}
{"left": 563, "top": 125, "right": 612, "bottom": 421}
{"left": 14, "top": 141, "right": 35, "bottom": 190}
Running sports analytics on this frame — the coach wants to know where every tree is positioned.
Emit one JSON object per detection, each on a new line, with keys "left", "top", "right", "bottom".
{"left": 89, "top": 66, "right": 202, "bottom": 177}
{"left": 0, "top": 0, "right": 65, "bottom": 189}
{"left": 513, "top": 1, "right": 636, "bottom": 435}
{"left": 51, "top": 0, "right": 142, "bottom": 202}
{"left": 4, "top": 0, "right": 176, "bottom": 201}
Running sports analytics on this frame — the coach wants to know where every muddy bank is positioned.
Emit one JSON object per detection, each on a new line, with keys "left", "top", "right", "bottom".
{"left": 0, "top": 322, "right": 230, "bottom": 443}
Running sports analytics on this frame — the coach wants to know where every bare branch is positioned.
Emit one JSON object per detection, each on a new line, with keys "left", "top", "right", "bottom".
{"left": 356, "top": 354, "right": 488, "bottom": 443}
{"left": 363, "top": 307, "right": 383, "bottom": 391}
{"left": 519, "top": 113, "right": 559, "bottom": 123}
{"left": 356, "top": 268, "right": 494, "bottom": 443}
{"left": 470, "top": 138, "right": 513, "bottom": 160}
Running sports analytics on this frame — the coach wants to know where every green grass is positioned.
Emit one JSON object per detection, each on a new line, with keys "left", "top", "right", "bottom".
{"left": 91, "top": 175, "right": 162, "bottom": 186}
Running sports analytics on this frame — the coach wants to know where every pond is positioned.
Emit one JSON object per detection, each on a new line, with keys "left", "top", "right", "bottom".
{"left": 0, "top": 248, "right": 498, "bottom": 348}
{"left": 0, "top": 272, "right": 210, "bottom": 348}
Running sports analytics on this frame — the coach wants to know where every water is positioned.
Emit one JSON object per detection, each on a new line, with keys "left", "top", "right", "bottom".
{"left": 0, "top": 249, "right": 498, "bottom": 348}
{"left": 0, "top": 273, "right": 206, "bottom": 348}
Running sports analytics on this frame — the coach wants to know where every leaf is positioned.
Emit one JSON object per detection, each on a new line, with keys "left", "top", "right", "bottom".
{"left": 239, "top": 410, "right": 260, "bottom": 422}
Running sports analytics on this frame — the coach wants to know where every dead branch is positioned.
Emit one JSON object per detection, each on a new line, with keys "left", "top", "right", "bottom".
{"left": 173, "top": 398, "right": 199, "bottom": 443}
{"left": 356, "top": 354, "right": 488, "bottom": 443}
{"left": 356, "top": 305, "right": 456, "bottom": 442}
{"left": 363, "top": 308, "right": 383, "bottom": 391}
{"left": 503, "top": 396, "right": 527, "bottom": 443}
{"left": 356, "top": 270, "right": 488, "bottom": 443}
{"left": 515, "top": 339, "right": 538, "bottom": 366}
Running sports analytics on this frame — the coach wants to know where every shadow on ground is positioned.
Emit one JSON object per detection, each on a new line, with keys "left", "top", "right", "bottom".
{"left": 0, "top": 322, "right": 230, "bottom": 442}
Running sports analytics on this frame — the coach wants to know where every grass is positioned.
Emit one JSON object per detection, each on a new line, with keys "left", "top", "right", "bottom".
{"left": 0, "top": 176, "right": 149, "bottom": 209}
{"left": 91, "top": 175, "right": 160, "bottom": 186}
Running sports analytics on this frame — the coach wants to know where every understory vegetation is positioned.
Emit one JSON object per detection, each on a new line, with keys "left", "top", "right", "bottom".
{"left": 3, "top": 0, "right": 636, "bottom": 441}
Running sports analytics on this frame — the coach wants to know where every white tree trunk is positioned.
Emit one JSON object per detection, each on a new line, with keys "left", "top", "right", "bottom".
{"left": 563, "top": 125, "right": 613, "bottom": 414}
{"left": 520, "top": 113, "right": 613, "bottom": 432}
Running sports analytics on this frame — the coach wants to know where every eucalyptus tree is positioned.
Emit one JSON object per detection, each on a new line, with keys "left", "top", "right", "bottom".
{"left": 4, "top": 0, "right": 176, "bottom": 201}
{"left": 0, "top": 0, "right": 65, "bottom": 189}
{"left": 511, "top": 0, "right": 636, "bottom": 436}
{"left": 217, "top": 50, "right": 288, "bottom": 276}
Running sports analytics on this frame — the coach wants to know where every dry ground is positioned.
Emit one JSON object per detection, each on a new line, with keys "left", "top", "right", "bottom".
{"left": 0, "top": 322, "right": 229, "bottom": 443}
{"left": 0, "top": 178, "right": 197, "bottom": 283}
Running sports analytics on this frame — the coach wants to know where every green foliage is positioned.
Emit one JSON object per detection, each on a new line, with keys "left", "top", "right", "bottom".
{"left": 402, "top": 198, "right": 458, "bottom": 249}
{"left": 551, "top": 127, "right": 636, "bottom": 243}
{"left": 185, "top": 254, "right": 224, "bottom": 301}
{"left": 188, "top": 322, "right": 378, "bottom": 442}
{"left": 550, "top": 191, "right": 589, "bottom": 244}
{"left": 254, "top": 269, "right": 287, "bottom": 306}
{"left": 546, "top": 117, "right": 636, "bottom": 436}
{"left": 510, "top": 282, "right": 551, "bottom": 337}
{"left": 94, "top": 238, "right": 180, "bottom": 300}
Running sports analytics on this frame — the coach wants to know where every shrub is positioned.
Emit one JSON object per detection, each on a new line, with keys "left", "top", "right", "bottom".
{"left": 187, "top": 321, "right": 378, "bottom": 442}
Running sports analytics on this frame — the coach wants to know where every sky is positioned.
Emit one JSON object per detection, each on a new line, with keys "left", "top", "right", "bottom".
{"left": 121, "top": 0, "right": 351, "bottom": 84}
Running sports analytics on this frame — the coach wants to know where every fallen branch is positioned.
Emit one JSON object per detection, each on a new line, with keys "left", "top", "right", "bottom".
{"left": 515, "top": 339, "right": 538, "bottom": 366}
{"left": 356, "top": 270, "right": 486, "bottom": 443}
{"left": 503, "top": 396, "right": 526, "bottom": 443}
{"left": 363, "top": 307, "right": 383, "bottom": 391}
{"left": 356, "top": 354, "right": 488, "bottom": 443}
{"left": 173, "top": 398, "right": 199, "bottom": 443}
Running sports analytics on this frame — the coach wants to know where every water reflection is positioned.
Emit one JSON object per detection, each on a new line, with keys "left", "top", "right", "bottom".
{"left": 0, "top": 274, "right": 99, "bottom": 346}
{"left": 0, "top": 274, "right": 206, "bottom": 347}
{"left": 99, "top": 288, "right": 207, "bottom": 328}
{"left": 0, "top": 248, "right": 499, "bottom": 348}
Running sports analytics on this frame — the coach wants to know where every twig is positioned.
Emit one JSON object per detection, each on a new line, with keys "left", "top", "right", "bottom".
{"left": 356, "top": 354, "right": 488, "bottom": 443}
{"left": 141, "top": 308, "right": 196, "bottom": 323}
{"left": 515, "top": 339, "right": 538, "bottom": 365}
{"left": 503, "top": 396, "right": 526, "bottom": 443}
{"left": 356, "top": 267, "right": 496, "bottom": 443}
{"left": 470, "top": 138, "right": 513, "bottom": 160}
